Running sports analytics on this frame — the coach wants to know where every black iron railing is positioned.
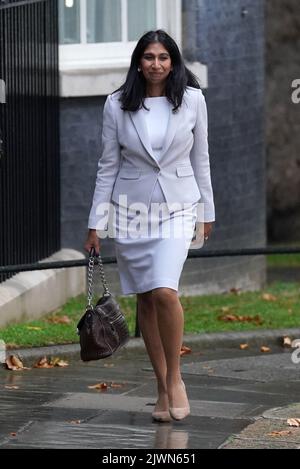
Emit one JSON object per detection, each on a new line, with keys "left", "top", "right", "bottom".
{"left": 1, "top": 246, "right": 300, "bottom": 275}
{"left": 1, "top": 246, "right": 299, "bottom": 339}
{"left": 0, "top": 0, "right": 60, "bottom": 283}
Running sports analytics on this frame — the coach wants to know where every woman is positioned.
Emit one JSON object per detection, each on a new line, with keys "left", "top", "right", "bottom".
{"left": 85, "top": 30, "right": 215, "bottom": 422}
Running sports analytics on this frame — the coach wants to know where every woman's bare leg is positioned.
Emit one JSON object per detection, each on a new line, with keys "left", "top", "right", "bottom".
{"left": 151, "top": 287, "right": 189, "bottom": 411}
{"left": 137, "top": 291, "right": 168, "bottom": 412}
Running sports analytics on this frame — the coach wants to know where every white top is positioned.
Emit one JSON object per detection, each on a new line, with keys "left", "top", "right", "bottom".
{"left": 142, "top": 96, "right": 169, "bottom": 160}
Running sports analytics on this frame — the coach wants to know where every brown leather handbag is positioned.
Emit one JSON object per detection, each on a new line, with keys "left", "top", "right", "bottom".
{"left": 77, "top": 248, "right": 129, "bottom": 361}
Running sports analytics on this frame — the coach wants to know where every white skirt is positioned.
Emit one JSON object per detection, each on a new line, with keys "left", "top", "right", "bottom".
{"left": 112, "top": 181, "right": 197, "bottom": 295}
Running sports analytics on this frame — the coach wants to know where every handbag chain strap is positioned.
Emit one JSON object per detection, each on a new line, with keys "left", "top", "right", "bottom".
{"left": 87, "top": 248, "right": 111, "bottom": 308}
{"left": 97, "top": 253, "right": 111, "bottom": 297}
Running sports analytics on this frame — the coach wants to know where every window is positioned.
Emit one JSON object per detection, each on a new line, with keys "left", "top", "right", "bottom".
{"left": 59, "top": 0, "right": 181, "bottom": 68}
{"left": 59, "top": 1, "right": 208, "bottom": 100}
{"left": 59, "top": 0, "right": 159, "bottom": 45}
{"left": 59, "top": 0, "right": 182, "bottom": 96}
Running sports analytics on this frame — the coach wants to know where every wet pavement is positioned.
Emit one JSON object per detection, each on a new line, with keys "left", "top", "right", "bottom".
{"left": 1, "top": 342, "right": 300, "bottom": 449}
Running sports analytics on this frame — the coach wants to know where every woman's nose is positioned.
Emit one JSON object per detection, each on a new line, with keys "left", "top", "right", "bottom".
{"left": 152, "top": 59, "right": 161, "bottom": 69}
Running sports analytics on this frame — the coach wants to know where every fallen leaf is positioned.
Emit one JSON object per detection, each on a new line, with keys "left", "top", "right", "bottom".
{"left": 261, "top": 346, "right": 271, "bottom": 353}
{"left": 110, "top": 382, "right": 124, "bottom": 388}
{"left": 34, "top": 356, "right": 54, "bottom": 368}
{"left": 287, "top": 418, "right": 300, "bottom": 427}
{"left": 47, "top": 315, "right": 71, "bottom": 324}
{"left": 180, "top": 345, "right": 192, "bottom": 356}
{"left": 4, "top": 357, "right": 17, "bottom": 371}
{"left": 218, "top": 314, "right": 263, "bottom": 325}
{"left": 262, "top": 293, "right": 277, "bottom": 301}
{"left": 36, "top": 356, "right": 48, "bottom": 366}
{"left": 268, "top": 430, "right": 292, "bottom": 437}
{"left": 88, "top": 382, "right": 108, "bottom": 391}
{"left": 202, "top": 365, "right": 214, "bottom": 373}
{"left": 49, "top": 357, "right": 60, "bottom": 366}
{"left": 219, "top": 314, "right": 237, "bottom": 322}
{"left": 50, "top": 357, "right": 69, "bottom": 367}
{"left": 4, "top": 355, "right": 28, "bottom": 371}
{"left": 56, "top": 360, "right": 69, "bottom": 368}
{"left": 25, "top": 326, "right": 42, "bottom": 331}
{"left": 34, "top": 356, "right": 69, "bottom": 369}
{"left": 283, "top": 336, "right": 292, "bottom": 348}
{"left": 69, "top": 420, "right": 81, "bottom": 424}
{"left": 239, "top": 343, "right": 249, "bottom": 350}
{"left": 11, "top": 355, "right": 24, "bottom": 368}
{"left": 221, "top": 306, "right": 231, "bottom": 313}
{"left": 4, "top": 385, "right": 19, "bottom": 390}
{"left": 251, "top": 315, "right": 263, "bottom": 325}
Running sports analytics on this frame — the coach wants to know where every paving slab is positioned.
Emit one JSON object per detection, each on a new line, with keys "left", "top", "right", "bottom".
{"left": 1, "top": 346, "right": 300, "bottom": 449}
{"left": 181, "top": 351, "right": 299, "bottom": 382}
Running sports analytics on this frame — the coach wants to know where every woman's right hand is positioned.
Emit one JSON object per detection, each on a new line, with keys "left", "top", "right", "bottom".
{"left": 84, "top": 229, "right": 101, "bottom": 255}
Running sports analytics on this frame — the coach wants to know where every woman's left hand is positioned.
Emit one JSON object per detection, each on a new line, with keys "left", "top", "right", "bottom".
{"left": 204, "top": 222, "right": 213, "bottom": 241}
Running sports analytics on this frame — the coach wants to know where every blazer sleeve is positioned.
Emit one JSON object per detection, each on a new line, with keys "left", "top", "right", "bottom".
{"left": 88, "top": 94, "right": 121, "bottom": 229}
{"left": 190, "top": 89, "right": 215, "bottom": 222}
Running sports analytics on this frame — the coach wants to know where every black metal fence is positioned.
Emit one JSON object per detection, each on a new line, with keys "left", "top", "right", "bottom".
{"left": 0, "top": 0, "right": 60, "bottom": 283}
{"left": 1, "top": 246, "right": 300, "bottom": 276}
{"left": 1, "top": 246, "right": 299, "bottom": 339}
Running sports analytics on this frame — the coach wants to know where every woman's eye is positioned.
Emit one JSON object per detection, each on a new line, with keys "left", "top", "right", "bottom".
{"left": 143, "top": 55, "right": 169, "bottom": 61}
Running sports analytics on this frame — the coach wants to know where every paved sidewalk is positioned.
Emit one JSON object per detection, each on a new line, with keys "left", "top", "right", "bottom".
{"left": 1, "top": 330, "right": 300, "bottom": 449}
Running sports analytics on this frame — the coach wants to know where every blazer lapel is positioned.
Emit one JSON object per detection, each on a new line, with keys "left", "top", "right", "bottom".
{"left": 129, "top": 111, "right": 158, "bottom": 165}
{"left": 129, "top": 100, "right": 181, "bottom": 164}
{"left": 159, "top": 104, "right": 181, "bottom": 158}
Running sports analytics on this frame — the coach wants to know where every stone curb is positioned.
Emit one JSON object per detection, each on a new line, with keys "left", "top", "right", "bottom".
{"left": 220, "top": 404, "right": 300, "bottom": 449}
{"left": 5, "top": 327, "right": 300, "bottom": 362}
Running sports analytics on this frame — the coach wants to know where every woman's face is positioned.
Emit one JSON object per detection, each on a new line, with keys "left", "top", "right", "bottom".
{"left": 140, "top": 42, "right": 173, "bottom": 86}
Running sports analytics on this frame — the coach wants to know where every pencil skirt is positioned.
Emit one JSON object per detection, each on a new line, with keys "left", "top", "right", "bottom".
{"left": 112, "top": 180, "right": 197, "bottom": 295}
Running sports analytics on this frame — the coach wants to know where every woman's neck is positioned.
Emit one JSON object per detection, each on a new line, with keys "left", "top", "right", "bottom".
{"left": 146, "top": 84, "right": 166, "bottom": 97}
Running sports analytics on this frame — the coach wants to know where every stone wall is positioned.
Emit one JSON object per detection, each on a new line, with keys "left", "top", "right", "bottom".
{"left": 266, "top": 0, "right": 300, "bottom": 241}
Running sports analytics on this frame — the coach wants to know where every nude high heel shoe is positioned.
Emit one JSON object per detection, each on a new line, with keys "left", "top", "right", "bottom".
{"left": 169, "top": 380, "right": 190, "bottom": 421}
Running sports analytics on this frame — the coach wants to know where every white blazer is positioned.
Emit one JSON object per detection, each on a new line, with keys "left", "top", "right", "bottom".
{"left": 88, "top": 86, "right": 215, "bottom": 229}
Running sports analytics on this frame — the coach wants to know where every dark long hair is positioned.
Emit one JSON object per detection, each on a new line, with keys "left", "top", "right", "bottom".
{"left": 115, "top": 30, "right": 200, "bottom": 113}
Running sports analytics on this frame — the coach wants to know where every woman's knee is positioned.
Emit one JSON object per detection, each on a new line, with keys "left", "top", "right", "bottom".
{"left": 152, "top": 287, "right": 177, "bottom": 307}
{"left": 137, "top": 291, "right": 154, "bottom": 311}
